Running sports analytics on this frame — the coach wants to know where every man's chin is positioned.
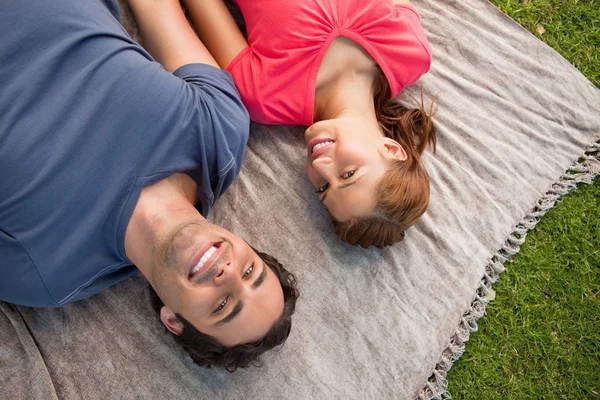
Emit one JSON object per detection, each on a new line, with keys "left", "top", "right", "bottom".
{"left": 164, "top": 221, "right": 211, "bottom": 274}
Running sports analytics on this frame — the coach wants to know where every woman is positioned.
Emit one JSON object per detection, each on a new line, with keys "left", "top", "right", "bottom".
{"left": 182, "top": 0, "right": 437, "bottom": 248}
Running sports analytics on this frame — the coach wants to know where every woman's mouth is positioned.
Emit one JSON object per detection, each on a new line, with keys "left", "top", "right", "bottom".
{"left": 307, "top": 138, "right": 335, "bottom": 158}
{"left": 311, "top": 140, "right": 334, "bottom": 153}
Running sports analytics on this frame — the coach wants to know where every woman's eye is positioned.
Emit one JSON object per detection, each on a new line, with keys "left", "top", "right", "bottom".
{"left": 215, "top": 298, "right": 228, "bottom": 312}
{"left": 242, "top": 265, "right": 254, "bottom": 279}
{"left": 316, "top": 183, "right": 329, "bottom": 193}
{"left": 342, "top": 170, "right": 356, "bottom": 179}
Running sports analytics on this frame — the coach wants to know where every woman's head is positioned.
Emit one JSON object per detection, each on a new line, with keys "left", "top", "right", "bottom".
{"left": 305, "top": 111, "right": 408, "bottom": 222}
{"left": 306, "top": 77, "right": 436, "bottom": 248}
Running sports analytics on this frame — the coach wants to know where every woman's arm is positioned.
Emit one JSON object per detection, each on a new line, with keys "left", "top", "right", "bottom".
{"left": 392, "top": 0, "right": 412, "bottom": 5}
{"left": 181, "top": 0, "right": 249, "bottom": 69}
{"left": 126, "top": 0, "right": 219, "bottom": 72}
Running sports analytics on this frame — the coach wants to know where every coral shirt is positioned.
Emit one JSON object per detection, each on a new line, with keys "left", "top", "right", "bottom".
{"left": 227, "top": 0, "right": 432, "bottom": 126}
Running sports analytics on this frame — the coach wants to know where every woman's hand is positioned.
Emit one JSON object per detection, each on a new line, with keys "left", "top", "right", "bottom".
{"left": 126, "top": 0, "right": 219, "bottom": 71}
{"left": 181, "top": 0, "right": 250, "bottom": 70}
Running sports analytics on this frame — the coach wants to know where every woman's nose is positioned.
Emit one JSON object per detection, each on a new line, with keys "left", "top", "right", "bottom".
{"left": 312, "top": 157, "right": 334, "bottom": 178}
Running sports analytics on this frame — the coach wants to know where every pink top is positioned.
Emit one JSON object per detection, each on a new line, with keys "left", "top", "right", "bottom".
{"left": 227, "top": 0, "right": 432, "bottom": 126}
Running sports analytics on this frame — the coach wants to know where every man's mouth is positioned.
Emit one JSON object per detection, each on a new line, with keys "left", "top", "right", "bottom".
{"left": 188, "top": 242, "right": 222, "bottom": 280}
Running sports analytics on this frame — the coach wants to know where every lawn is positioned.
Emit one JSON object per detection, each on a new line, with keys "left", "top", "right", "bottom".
{"left": 446, "top": 1, "right": 600, "bottom": 398}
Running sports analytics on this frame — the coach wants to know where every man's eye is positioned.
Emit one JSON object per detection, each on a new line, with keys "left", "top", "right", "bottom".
{"left": 215, "top": 298, "right": 228, "bottom": 312}
{"left": 342, "top": 170, "right": 356, "bottom": 179}
{"left": 316, "top": 183, "right": 329, "bottom": 193}
{"left": 242, "top": 265, "right": 254, "bottom": 279}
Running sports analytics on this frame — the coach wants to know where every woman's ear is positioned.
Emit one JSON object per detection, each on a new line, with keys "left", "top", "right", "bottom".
{"left": 381, "top": 137, "right": 407, "bottom": 161}
{"left": 160, "top": 306, "right": 184, "bottom": 335}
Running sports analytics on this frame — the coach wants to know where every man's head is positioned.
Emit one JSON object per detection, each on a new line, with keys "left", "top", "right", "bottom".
{"left": 149, "top": 248, "right": 298, "bottom": 370}
{"left": 151, "top": 220, "right": 289, "bottom": 344}
{"left": 125, "top": 174, "right": 299, "bottom": 370}
{"left": 146, "top": 220, "right": 299, "bottom": 369}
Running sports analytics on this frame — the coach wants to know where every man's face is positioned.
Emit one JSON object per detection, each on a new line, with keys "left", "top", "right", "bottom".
{"left": 150, "top": 220, "right": 285, "bottom": 347}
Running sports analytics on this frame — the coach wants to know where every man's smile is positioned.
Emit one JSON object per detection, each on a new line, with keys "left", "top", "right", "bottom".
{"left": 189, "top": 242, "right": 223, "bottom": 280}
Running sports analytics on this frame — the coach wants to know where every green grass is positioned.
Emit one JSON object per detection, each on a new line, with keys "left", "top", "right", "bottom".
{"left": 492, "top": 0, "right": 600, "bottom": 87}
{"left": 447, "top": 1, "right": 600, "bottom": 398}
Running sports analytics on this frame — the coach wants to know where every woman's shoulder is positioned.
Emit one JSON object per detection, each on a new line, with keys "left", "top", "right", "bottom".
{"left": 356, "top": 1, "right": 432, "bottom": 94}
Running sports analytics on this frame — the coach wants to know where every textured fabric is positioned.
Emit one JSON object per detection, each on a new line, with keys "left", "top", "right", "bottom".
{"left": 227, "top": 0, "right": 431, "bottom": 125}
{"left": 0, "top": 303, "right": 58, "bottom": 400}
{"left": 1, "top": 0, "right": 599, "bottom": 399}
{"left": 0, "top": 0, "right": 249, "bottom": 307}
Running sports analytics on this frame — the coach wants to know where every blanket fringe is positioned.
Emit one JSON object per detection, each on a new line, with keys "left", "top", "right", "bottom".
{"left": 418, "top": 140, "right": 600, "bottom": 400}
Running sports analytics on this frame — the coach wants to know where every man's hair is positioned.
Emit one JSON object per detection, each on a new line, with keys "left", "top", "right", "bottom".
{"left": 333, "top": 71, "right": 437, "bottom": 248}
{"left": 149, "top": 248, "right": 299, "bottom": 372}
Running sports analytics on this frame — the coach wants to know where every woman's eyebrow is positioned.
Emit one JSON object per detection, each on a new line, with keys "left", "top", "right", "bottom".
{"left": 321, "top": 175, "right": 364, "bottom": 202}
{"left": 339, "top": 175, "right": 363, "bottom": 190}
{"left": 321, "top": 192, "right": 328, "bottom": 202}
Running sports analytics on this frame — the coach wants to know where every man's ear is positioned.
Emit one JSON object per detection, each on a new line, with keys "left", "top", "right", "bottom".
{"left": 160, "top": 306, "right": 184, "bottom": 335}
{"left": 381, "top": 137, "right": 407, "bottom": 161}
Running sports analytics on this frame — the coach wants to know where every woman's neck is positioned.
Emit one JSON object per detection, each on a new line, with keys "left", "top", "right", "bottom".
{"left": 314, "top": 71, "right": 378, "bottom": 122}
{"left": 313, "top": 36, "right": 380, "bottom": 122}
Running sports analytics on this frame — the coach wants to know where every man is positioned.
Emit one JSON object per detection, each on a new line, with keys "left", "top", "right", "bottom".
{"left": 0, "top": 0, "right": 298, "bottom": 370}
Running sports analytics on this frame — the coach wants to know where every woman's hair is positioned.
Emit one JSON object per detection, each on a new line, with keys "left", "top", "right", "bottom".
{"left": 333, "top": 71, "right": 437, "bottom": 248}
{"left": 149, "top": 248, "right": 299, "bottom": 372}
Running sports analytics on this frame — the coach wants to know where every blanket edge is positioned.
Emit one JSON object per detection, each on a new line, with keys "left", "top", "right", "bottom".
{"left": 418, "top": 138, "right": 600, "bottom": 400}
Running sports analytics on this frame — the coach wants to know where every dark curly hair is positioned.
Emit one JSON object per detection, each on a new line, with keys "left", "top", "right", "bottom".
{"left": 149, "top": 247, "right": 299, "bottom": 372}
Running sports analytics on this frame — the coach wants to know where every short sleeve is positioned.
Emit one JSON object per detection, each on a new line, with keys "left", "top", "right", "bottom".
{"left": 394, "top": 4, "right": 432, "bottom": 64}
{"left": 172, "top": 64, "right": 250, "bottom": 214}
{"left": 368, "top": 3, "right": 432, "bottom": 96}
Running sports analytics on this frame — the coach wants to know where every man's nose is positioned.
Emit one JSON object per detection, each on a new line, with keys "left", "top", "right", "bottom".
{"left": 214, "top": 261, "right": 237, "bottom": 286}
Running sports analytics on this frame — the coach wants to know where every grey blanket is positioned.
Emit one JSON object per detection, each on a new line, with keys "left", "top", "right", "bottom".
{"left": 2, "top": 1, "right": 599, "bottom": 399}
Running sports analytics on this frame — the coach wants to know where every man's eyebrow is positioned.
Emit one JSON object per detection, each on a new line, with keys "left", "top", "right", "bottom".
{"left": 215, "top": 300, "right": 243, "bottom": 326}
{"left": 213, "top": 265, "right": 266, "bottom": 326}
{"left": 251, "top": 265, "right": 267, "bottom": 289}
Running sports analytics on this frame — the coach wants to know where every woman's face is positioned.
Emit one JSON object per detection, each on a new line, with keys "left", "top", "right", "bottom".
{"left": 305, "top": 115, "right": 406, "bottom": 222}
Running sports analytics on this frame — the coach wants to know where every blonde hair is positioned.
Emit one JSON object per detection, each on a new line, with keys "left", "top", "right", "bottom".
{"left": 333, "top": 74, "right": 437, "bottom": 248}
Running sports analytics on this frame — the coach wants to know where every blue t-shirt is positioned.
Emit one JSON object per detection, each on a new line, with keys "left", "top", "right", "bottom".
{"left": 0, "top": 0, "right": 250, "bottom": 307}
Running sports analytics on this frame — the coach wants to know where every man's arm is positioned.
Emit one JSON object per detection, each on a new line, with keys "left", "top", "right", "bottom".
{"left": 181, "top": 0, "right": 250, "bottom": 69}
{"left": 126, "top": 0, "right": 219, "bottom": 71}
